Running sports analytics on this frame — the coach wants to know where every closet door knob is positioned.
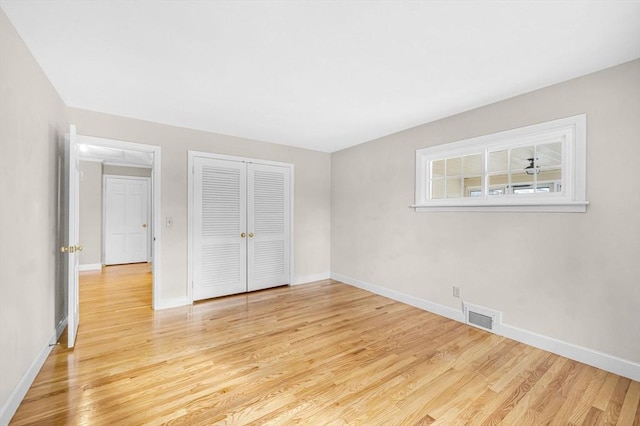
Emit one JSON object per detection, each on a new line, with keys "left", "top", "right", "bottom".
{"left": 241, "top": 232, "right": 246, "bottom": 238}
{"left": 248, "top": 233, "right": 254, "bottom": 238}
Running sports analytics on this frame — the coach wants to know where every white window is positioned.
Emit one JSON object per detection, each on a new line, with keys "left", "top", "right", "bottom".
{"left": 413, "top": 114, "right": 587, "bottom": 212}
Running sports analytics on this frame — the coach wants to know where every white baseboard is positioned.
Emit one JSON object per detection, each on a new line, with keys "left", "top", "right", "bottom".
{"left": 499, "top": 324, "right": 640, "bottom": 381}
{"left": 331, "top": 272, "right": 640, "bottom": 382}
{"left": 155, "top": 296, "right": 191, "bottom": 310}
{"left": 79, "top": 263, "right": 102, "bottom": 271}
{"left": 331, "top": 273, "right": 465, "bottom": 322}
{"left": 0, "top": 329, "right": 56, "bottom": 426}
{"left": 292, "top": 272, "right": 331, "bottom": 285}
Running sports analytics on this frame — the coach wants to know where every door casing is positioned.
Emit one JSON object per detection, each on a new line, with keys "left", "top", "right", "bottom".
{"left": 76, "top": 134, "right": 162, "bottom": 310}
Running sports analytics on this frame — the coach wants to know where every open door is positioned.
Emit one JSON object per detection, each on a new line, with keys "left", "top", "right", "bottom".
{"left": 61, "top": 124, "right": 81, "bottom": 348}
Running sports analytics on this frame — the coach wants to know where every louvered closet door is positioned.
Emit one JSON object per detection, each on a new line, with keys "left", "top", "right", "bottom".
{"left": 193, "top": 157, "right": 247, "bottom": 300}
{"left": 247, "top": 163, "right": 291, "bottom": 291}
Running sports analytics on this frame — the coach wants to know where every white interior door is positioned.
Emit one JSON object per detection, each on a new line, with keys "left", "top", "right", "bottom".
{"left": 192, "top": 158, "right": 247, "bottom": 300}
{"left": 247, "top": 163, "right": 291, "bottom": 291}
{"left": 63, "top": 125, "right": 80, "bottom": 348}
{"left": 104, "top": 177, "right": 150, "bottom": 265}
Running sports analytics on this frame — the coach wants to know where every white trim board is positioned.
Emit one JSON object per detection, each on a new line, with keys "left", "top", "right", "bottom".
{"left": 331, "top": 273, "right": 640, "bottom": 382}
{"left": 331, "top": 273, "right": 465, "bottom": 323}
{"left": 79, "top": 263, "right": 102, "bottom": 271}
{"left": 155, "top": 296, "right": 191, "bottom": 311}
{"left": 292, "top": 272, "right": 331, "bottom": 285}
{"left": 0, "top": 329, "right": 56, "bottom": 426}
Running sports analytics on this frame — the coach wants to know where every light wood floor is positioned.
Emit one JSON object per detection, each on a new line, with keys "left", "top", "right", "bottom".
{"left": 11, "top": 263, "right": 640, "bottom": 425}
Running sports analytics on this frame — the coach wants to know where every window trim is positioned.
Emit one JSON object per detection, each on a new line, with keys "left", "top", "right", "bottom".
{"left": 412, "top": 114, "right": 588, "bottom": 213}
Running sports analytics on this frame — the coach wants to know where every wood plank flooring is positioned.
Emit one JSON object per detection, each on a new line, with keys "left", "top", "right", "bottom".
{"left": 11, "top": 263, "right": 640, "bottom": 425}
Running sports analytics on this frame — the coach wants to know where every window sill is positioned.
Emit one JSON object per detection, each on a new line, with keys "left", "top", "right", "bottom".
{"left": 410, "top": 200, "right": 589, "bottom": 213}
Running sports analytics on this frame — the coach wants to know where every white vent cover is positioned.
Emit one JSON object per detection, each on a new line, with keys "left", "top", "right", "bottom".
{"left": 463, "top": 302, "right": 502, "bottom": 333}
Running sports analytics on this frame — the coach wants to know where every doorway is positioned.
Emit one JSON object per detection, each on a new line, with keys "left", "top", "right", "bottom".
{"left": 76, "top": 134, "right": 162, "bottom": 309}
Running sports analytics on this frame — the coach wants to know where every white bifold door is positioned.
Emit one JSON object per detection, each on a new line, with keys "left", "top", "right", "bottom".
{"left": 192, "top": 155, "right": 291, "bottom": 300}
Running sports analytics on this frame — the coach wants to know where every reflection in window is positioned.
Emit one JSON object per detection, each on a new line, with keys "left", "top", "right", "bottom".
{"left": 486, "top": 141, "right": 562, "bottom": 197}
{"left": 468, "top": 188, "right": 504, "bottom": 197}
{"left": 429, "top": 141, "right": 563, "bottom": 200}
{"left": 414, "top": 114, "right": 587, "bottom": 212}
{"left": 512, "top": 185, "right": 551, "bottom": 194}
{"left": 430, "top": 153, "right": 483, "bottom": 199}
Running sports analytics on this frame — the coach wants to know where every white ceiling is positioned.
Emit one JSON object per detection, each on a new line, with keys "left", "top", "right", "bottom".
{"left": 2, "top": 1, "right": 639, "bottom": 153}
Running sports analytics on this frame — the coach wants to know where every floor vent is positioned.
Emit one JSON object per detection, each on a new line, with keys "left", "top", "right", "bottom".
{"left": 463, "top": 302, "right": 501, "bottom": 333}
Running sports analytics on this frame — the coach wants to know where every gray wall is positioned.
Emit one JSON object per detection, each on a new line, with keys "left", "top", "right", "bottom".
{"left": 67, "top": 108, "right": 332, "bottom": 300}
{"left": 79, "top": 161, "right": 102, "bottom": 265}
{"left": 331, "top": 59, "right": 640, "bottom": 364}
{"left": 0, "top": 9, "right": 68, "bottom": 410}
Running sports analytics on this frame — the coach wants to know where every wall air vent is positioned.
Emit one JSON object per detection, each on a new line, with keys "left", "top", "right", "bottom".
{"left": 463, "top": 302, "right": 502, "bottom": 333}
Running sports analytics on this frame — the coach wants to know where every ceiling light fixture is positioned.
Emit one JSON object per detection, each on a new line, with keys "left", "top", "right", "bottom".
{"left": 525, "top": 158, "right": 540, "bottom": 175}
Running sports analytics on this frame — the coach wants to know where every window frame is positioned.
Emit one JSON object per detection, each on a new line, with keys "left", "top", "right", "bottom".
{"left": 413, "top": 114, "right": 587, "bottom": 212}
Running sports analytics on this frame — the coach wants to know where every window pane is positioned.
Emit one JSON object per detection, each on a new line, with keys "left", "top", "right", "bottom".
{"left": 489, "top": 173, "right": 508, "bottom": 189}
{"left": 488, "top": 150, "right": 508, "bottom": 173}
{"left": 432, "top": 160, "right": 445, "bottom": 178}
{"left": 538, "top": 168, "right": 561, "bottom": 182}
{"left": 513, "top": 185, "right": 535, "bottom": 194}
{"left": 537, "top": 141, "right": 563, "bottom": 194}
{"left": 537, "top": 141, "right": 563, "bottom": 168}
{"left": 463, "top": 176, "right": 481, "bottom": 197}
{"left": 512, "top": 184, "right": 552, "bottom": 194}
{"left": 511, "top": 145, "right": 536, "bottom": 175}
{"left": 510, "top": 146, "right": 536, "bottom": 174}
{"left": 511, "top": 171, "right": 534, "bottom": 194}
{"left": 446, "top": 157, "right": 462, "bottom": 177}
{"left": 431, "top": 178, "right": 445, "bottom": 199}
{"left": 511, "top": 171, "right": 534, "bottom": 184}
{"left": 446, "top": 177, "right": 462, "bottom": 198}
{"left": 464, "top": 154, "right": 483, "bottom": 175}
